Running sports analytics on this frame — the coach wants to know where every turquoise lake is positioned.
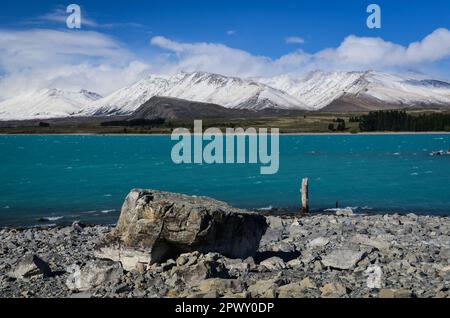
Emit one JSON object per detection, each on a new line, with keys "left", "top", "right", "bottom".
{"left": 0, "top": 134, "right": 449, "bottom": 226}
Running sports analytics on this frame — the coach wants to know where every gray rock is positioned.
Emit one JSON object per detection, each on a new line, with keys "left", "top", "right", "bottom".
{"left": 321, "top": 249, "right": 365, "bottom": 270}
{"left": 114, "top": 283, "right": 131, "bottom": 294}
{"left": 271, "top": 241, "right": 296, "bottom": 253}
{"left": 278, "top": 283, "right": 305, "bottom": 298}
{"left": 9, "top": 254, "right": 52, "bottom": 279}
{"left": 349, "top": 234, "right": 390, "bottom": 251}
{"left": 439, "top": 247, "right": 450, "bottom": 260}
{"left": 308, "top": 237, "right": 330, "bottom": 249}
{"left": 72, "top": 221, "right": 84, "bottom": 233}
{"left": 196, "top": 278, "right": 245, "bottom": 296}
{"left": 66, "top": 260, "right": 123, "bottom": 292}
{"left": 335, "top": 208, "right": 354, "bottom": 217}
{"left": 171, "top": 252, "right": 228, "bottom": 285}
{"left": 379, "top": 288, "right": 412, "bottom": 298}
{"left": 320, "top": 282, "right": 347, "bottom": 298}
{"left": 365, "top": 265, "right": 383, "bottom": 289}
{"left": 223, "top": 258, "right": 251, "bottom": 275}
{"left": 247, "top": 278, "right": 280, "bottom": 298}
{"left": 260, "top": 257, "right": 287, "bottom": 271}
{"left": 102, "top": 189, "right": 267, "bottom": 264}
{"left": 94, "top": 245, "right": 151, "bottom": 272}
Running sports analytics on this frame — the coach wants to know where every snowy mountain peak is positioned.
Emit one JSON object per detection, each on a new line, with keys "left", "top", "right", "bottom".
{"left": 257, "top": 70, "right": 450, "bottom": 110}
{"left": 1, "top": 70, "right": 449, "bottom": 121}
{"left": 0, "top": 88, "right": 102, "bottom": 121}
{"left": 81, "top": 71, "right": 309, "bottom": 116}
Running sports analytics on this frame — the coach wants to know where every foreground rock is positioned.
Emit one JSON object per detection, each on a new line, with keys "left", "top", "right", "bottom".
{"left": 97, "top": 189, "right": 267, "bottom": 268}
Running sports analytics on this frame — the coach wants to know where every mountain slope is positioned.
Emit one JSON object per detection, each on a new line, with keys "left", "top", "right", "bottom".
{"left": 256, "top": 71, "right": 450, "bottom": 110}
{"left": 0, "top": 89, "right": 102, "bottom": 120}
{"left": 81, "top": 72, "right": 309, "bottom": 116}
{"left": 128, "top": 96, "right": 310, "bottom": 121}
{"left": 129, "top": 96, "right": 246, "bottom": 120}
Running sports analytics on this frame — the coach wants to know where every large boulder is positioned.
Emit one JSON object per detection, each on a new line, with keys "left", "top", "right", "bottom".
{"left": 99, "top": 189, "right": 268, "bottom": 265}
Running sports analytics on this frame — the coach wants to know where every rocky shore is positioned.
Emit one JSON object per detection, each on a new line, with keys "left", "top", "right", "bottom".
{"left": 1, "top": 189, "right": 450, "bottom": 298}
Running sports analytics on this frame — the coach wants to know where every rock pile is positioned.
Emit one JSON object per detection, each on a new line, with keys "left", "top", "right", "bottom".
{"left": 1, "top": 190, "right": 450, "bottom": 298}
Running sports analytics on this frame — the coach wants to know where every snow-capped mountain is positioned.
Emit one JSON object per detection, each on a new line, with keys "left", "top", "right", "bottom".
{"left": 1, "top": 70, "right": 449, "bottom": 121}
{"left": 256, "top": 71, "right": 450, "bottom": 110}
{"left": 0, "top": 89, "right": 102, "bottom": 120}
{"left": 81, "top": 72, "right": 309, "bottom": 116}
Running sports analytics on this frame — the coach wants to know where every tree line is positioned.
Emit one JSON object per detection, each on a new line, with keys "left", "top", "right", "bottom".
{"left": 359, "top": 110, "right": 450, "bottom": 132}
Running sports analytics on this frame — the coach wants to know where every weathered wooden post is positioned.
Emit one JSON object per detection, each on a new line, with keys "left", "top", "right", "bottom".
{"left": 301, "top": 177, "right": 309, "bottom": 213}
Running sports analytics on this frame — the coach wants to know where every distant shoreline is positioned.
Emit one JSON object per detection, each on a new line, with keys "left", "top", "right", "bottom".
{"left": 1, "top": 131, "right": 450, "bottom": 136}
{"left": 2, "top": 208, "right": 450, "bottom": 229}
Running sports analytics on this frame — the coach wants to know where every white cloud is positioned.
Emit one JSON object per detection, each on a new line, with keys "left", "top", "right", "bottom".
{"left": 1, "top": 27, "right": 449, "bottom": 102}
{"left": 227, "top": 30, "right": 237, "bottom": 36}
{"left": 150, "top": 28, "right": 450, "bottom": 78}
{"left": 316, "top": 28, "right": 450, "bottom": 69}
{"left": 37, "top": 7, "right": 99, "bottom": 28}
{"left": 24, "top": 7, "right": 146, "bottom": 30}
{"left": 0, "top": 29, "right": 152, "bottom": 100}
{"left": 285, "top": 36, "right": 305, "bottom": 44}
{"left": 150, "top": 36, "right": 276, "bottom": 77}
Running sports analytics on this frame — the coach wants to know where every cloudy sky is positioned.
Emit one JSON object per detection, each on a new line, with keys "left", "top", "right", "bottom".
{"left": 0, "top": 0, "right": 449, "bottom": 100}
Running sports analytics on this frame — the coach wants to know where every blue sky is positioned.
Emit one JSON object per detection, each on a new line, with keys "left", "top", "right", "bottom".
{"left": 2, "top": 0, "right": 449, "bottom": 57}
{"left": 0, "top": 0, "right": 449, "bottom": 98}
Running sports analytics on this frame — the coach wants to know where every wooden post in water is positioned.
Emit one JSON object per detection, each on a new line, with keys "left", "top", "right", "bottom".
{"left": 301, "top": 177, "right": 309, "bottom": 214}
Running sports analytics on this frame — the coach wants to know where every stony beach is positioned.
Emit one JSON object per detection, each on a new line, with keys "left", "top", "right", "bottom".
{"left": 1, "top": 189, "right": 449, "bottom": 299}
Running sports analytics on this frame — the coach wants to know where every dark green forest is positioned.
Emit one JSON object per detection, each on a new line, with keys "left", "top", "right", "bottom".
{"left": 359, "top": 110, "right": 450, "bottom": 132}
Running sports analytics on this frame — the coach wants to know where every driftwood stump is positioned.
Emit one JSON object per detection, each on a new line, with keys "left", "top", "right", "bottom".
{"left": 301, "top": 178, "right": 309, "bottom": 213}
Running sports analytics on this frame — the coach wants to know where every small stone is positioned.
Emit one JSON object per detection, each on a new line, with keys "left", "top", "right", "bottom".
{"left": 300, "top": 252, "right": 315, "bottom": 265}
{"left": 287, "top": 258, "right": 302, "bottom": 268}
{"left": 299, "top": 277, "right": 316, "bottom": 290}
{"left": 197, "top": 278, "right": 244, "bottom": 295}
{"left": 171, "top": 255, "right": 228, "bottom": 285}
{"left": 9, "top": 255, "right": 52, "bottom": 280}
{"left": 260, "top": 257, "right": 287, "bottom": 271}
{"left": 72, "top": 221, "right": 84, "bottom": 233}
{"left": 114, "top": 283, "right": 131, "bottom": 294}
{"left": 224, "top": 258, "right": 250, "bottom": 274}
{"left": 320, "top": 283, "right": 347, "bottom": 298}
{"left": 65, "top": 260, "right": 123, "bottom": 292}
{"left": 321, "top": 249, "right": 365, "bottom": 270}
{"left": 247, "top": 279, "right": 279, "bottom": 298}
{"left": 440, "top": 248, "right": 450, "bottom": 260}
{"left": 176, "top": 255, "right": 188, "bottom": 267}
{"left": 365, "top": 265, "right": 383, "bottom": 289}
{"left": 69, "top": 292, "right": 92, "bottom": 298}
{"left": 308, "top": 237, "right": 330, "bottom": 249}
{"left": 379, "top": 289, "right": 412, "bottom": 298}
{"left": 135, "top": 262, "right": 146, "bottom": 273}
{"left": 349, "top": 234, "right": 390, "bottom": 251}
{"left": 278, "top": 283, "right": 306, "bottom": 298}
{"left": 271, "top": 241, "right": 296, "bottom": 253}
{"left": 203, "top": 291, "right": 219, "bottom": 298}
{"left": 313, "top": 261, "right": 323, "bottom": 273}
{"left": 335, "top": 208, "right": 354, "bottom": 217}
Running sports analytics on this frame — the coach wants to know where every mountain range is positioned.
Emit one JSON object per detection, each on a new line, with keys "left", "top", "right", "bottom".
{"left": 1, "top": 70, "right": 450, "bottom": 120}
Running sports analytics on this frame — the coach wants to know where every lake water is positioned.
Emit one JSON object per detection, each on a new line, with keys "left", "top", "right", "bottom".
{"left": 0, "top": 134, "right": 449, "bottom": 226}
